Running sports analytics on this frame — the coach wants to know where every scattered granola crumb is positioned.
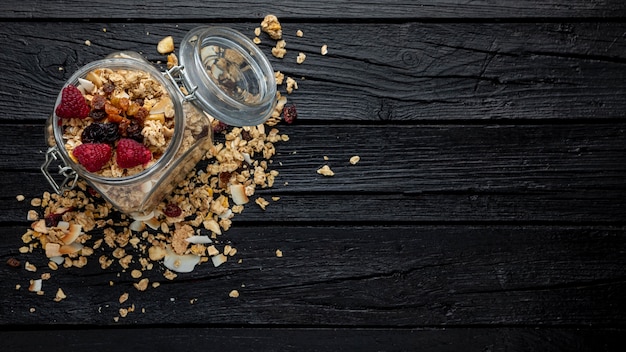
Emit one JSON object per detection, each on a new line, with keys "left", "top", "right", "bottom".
{"left": 16, "top": 195, "right": 25, "bottom": 202}
{"left": 131, "top": 269, "right": 142, "bottom": 279}
{"left": 275, "top": 249, "right": 283, "bottom": 257}
{"left": 350, "top": 156, "right": 361, "bottom": 165}
{"left": 323, "top": 155, "right": 329, "bottom": 161}
{"left": 84, "top": 40, "right": 91, "bottom": 46}
{"left": 119, "top": 308, "right": 128, "bottom": 318}
{"left": 24, "top": 261, "right": 37, "bottom": 272}
{"left": 272, "top": 40, "right": 287, "bottom": 59}
{"left": 16, "top": 284, "right": 21, "bottom": 290}
{"left": 54, "top": 288, "right": 67, "bottom": 302}
{"left": 27, "top": 210, "right": 39, "bottom": 221}
{"left": 254, "top": 27, "right": 261, "bottom": 36}
{"left": 321, "top": 44, "right": 328, "bottom": 56}
{"left": 48, "top": 261, "right": 58, "bottom": 270}
{"left": 317, "top": 165, "right": 335, "bottom": 176}
{"left": 255, "top": 197, "right": 270, "bottom": 210}
{"left": 261, "top": 14, "right": 282, "bottom": 40}
{"left": 41, "top": 273, "right": 51, "bottom": 280}
{"left": 119, "top": 292, "right": 129, "bottom": 304}
{"left": 30, "top": 307, "right": 36, "bottom": 313}
{"left": 296, "top": 29, "right": 303, "bottom": 37}
{"left": 296, "top": 52, "right": 306, "bottom": 64}
{"left": 167, "top": 53, "right": 178, "bottom": 69}
{"left": 275, "top": 71, "right": 285, "bottom": 85}
{"left": 229, "top": 289, "right": 240, "bottom": 298}
{"left": 286, "top": 77, "right": 298, "bottom": 94}
{"left": 253, "top": 37, "right": 261, "bottom": 44}
{"left": 134, "top": 278, "right": 149, "bottom": 291}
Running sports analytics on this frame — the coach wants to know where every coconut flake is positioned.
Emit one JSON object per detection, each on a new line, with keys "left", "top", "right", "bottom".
{"left": 78, "top": 77, "right": 95, "bottom": 93}
{"left": 59, "top": 242, "right": 83, "bottom": 255}
{"left": 129, "top": 220, "right": 146, "bottom": 232}
{"left": 50, "top": 256, "right": 65, "bottom": 265}
{"left": 185, "top": 235, "right": 213, "bottom": 244}
{"left": 230, "top": 184, "right": 249, "bottom": 205}
{"left": 145, "top": 217, "right": 161, "bottom": 230}
{"left": 61, "top": 223, "right": 82, "bottom": 244}
{"left": 130, "top": 210, "right": 155, "bottom": 222}
{"left": 163, "top": 246, "right": 201, "bottom": 273}
{"left": 29, "top": 279, "right": 42, "bottom": 292}
{"left": 56, "top": 221, "right": 70, "bottom": 231}
{"left": 211, "top": 254, "right": 228, "bottom": 267}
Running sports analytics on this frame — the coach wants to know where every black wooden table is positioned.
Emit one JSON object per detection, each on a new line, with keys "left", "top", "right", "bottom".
{"left": 1, "top": 1, "right": 625, "bottom": 351}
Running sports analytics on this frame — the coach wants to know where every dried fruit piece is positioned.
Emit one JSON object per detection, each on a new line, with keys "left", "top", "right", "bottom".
{"left": 81, "top": 123, "right": 120, "bottom": 144}
{"left": 55, "top": 85, "right": 90, "bottom": 119}
{"left": 6, "top": 258, "right": 20, "bottom": 268}
{"left": 283, "top": 105, "right": 297, "bottom": 124}
{"left": 116, "top": 138, "right": 151, "bottom": 168}
{"left": 73, "top": 143, "right": 112, "bottom": 172}
{"left": 163, "top": 204, "right": 182, "bottom": 218}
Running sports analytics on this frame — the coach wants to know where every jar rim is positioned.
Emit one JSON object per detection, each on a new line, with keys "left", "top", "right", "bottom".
{"left": 51, "top": 57, "right": 185, "bottom": 185}
{"left": 179, "top": 26, "right": 277, "bottom": 127}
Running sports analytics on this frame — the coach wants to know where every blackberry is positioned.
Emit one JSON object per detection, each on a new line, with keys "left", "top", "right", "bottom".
{"left": 81, "top": 123, "right": 120, "bottom": 144}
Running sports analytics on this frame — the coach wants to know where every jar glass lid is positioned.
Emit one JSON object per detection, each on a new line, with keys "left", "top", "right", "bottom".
{"left": 178, "top": 26, "right": 277, "bottom": 127}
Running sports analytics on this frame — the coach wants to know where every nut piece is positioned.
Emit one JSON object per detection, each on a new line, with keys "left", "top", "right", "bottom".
{"left": 157, "top": 36, "right": 175, "bottom": 54}
{"left": 317, "top": 165, "right": 335, "bottom": 176}
{"left": 261, "top": 14, "right": 282, "bottom": 40}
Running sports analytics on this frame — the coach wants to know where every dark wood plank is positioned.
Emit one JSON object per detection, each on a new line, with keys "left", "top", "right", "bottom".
{"left": 2, "top": 225, "right": 625, "bottom": 326}
{"left": 2, "top": 327, "right": 625, "bottom": 352}
{"left": 2, "top": 123, "right": 624, "bottom": 223}
{"left": 1, "top": 0, "right": 624, "bottom": 19}
{"left": 1, "top": 22, "right": 626, "bottom": 122}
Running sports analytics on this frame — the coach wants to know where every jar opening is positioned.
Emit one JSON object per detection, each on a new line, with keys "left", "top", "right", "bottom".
{"left": 50, "top": 58, "right": 185, "bottom": 186}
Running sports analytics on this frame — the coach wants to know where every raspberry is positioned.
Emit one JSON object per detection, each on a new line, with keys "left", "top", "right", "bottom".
{"left": 73, "top": 143, "right": 112, "bottom": 172}
{"left": 116, "top": 138, "right": 152, "bottom": 169}
{"left": 55, "top": 85, "right": 90, "bottom": 119}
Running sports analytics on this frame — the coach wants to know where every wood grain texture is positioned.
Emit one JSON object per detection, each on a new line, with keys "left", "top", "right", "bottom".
{"left": 2, "top": 327, "right": 624, "bottom": 352}
{"left": 1, "top": 0, "right": 624, "bottom": 19}
{"left": 1, "top": 123, "right": 624, "bottom": 223}
{"left": 1, "top": 0, "right": 625, "bottom": 348}
{"left": 1, "top": 22, "right": 625, "bottom": 122}
{"left": 2, "top": 225, "right": 625, "bottom": 326}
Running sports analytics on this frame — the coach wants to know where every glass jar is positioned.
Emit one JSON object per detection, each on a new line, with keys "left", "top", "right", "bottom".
{"left": 41, "top": 26, "right": 277, "bottom": 216}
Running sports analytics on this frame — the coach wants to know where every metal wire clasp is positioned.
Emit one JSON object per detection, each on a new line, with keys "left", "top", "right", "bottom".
{"left": 164, "top": 65, "right": 198, "bottom": 102}
{"left": 41, "top": 146, "right": 79, "bottom": 194}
